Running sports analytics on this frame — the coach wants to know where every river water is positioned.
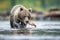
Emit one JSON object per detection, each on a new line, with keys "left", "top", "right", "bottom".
{"left": 0, "top": 20, "right": 60, "bottom": 40}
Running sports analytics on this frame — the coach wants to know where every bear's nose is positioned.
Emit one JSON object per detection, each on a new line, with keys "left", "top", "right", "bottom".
{"left": 26, "top": 21, "right": 29, "bottom": 23}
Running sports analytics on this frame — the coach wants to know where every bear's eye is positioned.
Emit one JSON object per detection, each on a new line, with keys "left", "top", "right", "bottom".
{"left": 28, "top": 16, "right": 30, "bottom": 19}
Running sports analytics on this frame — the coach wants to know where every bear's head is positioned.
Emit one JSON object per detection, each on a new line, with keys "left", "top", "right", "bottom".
{"left": 18, "top": 7, "right": 32, "bottom": 24}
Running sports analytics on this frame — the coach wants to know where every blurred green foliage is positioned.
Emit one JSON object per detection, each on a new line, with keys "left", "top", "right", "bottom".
{"left": 0, "top": 0, "right": 60, "bottom": 11}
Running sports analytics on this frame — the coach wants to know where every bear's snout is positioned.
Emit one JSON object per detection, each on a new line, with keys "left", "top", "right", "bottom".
{"left": 26, "top": 21, "right": 29, "bottom": 23}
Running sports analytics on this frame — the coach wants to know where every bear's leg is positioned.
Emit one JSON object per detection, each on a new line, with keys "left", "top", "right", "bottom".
{"left": 10, "top": 19, "right": 14, "bottom": 28}
{"left": 13, "top": 22, "right": 19, "bottom": 28}
{"left": 10, "top": 20, "right": 19, "bottom": 28}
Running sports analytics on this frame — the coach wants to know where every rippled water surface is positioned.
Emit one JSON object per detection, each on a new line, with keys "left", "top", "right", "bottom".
{"left": 0, "top": 20, "right": 60, "bottom": 40}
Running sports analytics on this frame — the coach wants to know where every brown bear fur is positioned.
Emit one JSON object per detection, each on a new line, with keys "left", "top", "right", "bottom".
{"left": 10, "top": 4, "right": 32, "bottom": 28}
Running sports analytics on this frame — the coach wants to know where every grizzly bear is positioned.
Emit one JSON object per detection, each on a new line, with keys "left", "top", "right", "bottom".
{"left": 10, "top": 4, "right": 36, "bottom": 29}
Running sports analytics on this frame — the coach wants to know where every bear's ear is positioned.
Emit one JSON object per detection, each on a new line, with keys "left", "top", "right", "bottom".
{"left": 29, "top": 8, "right": 32, "bottom": 12}
{"left": 20, "top": 7, "right": 23, "bottom": 11}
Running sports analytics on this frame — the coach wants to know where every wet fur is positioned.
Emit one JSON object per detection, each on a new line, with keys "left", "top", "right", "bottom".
{"left": 10, "top": 4, "right": 32, "bottom": 28}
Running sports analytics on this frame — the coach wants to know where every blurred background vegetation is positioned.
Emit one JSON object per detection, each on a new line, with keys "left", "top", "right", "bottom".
{"left": 0, "top": 0, "right": 60, "bottom": 11}
{"left": 0, "top": 0, "right": 60, "bottom": 20}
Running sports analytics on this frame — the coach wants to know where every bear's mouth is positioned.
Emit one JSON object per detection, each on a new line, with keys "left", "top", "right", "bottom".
{"left": 18, "top": 17, "right": 29, "bottom": 24}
